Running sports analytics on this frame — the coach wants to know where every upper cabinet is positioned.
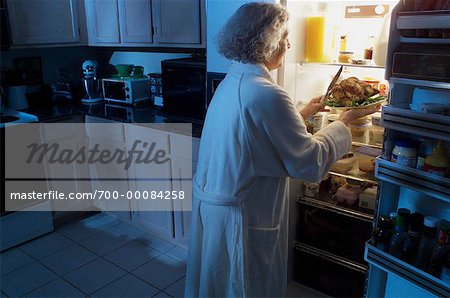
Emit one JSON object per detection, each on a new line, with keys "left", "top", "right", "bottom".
{"left": 6, "top": 0, "right": 87, "bottom": 46}
{"left": 85, "top": 0, "right": 152, "bottom": 45}
{"left": 85, "top": 0, "right": 204, "bottom": 48}
{"left": 152, "top": 0, "right": 202, "bottom": 45}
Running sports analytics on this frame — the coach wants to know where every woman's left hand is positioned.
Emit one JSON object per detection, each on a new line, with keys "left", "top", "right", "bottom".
{"left": 300, "top": 96, "right": 326, "bottom": 119}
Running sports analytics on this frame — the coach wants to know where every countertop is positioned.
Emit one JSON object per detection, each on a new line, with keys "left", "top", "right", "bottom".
{"left": 22, "top": 101, "right": 204, "bottom": 138}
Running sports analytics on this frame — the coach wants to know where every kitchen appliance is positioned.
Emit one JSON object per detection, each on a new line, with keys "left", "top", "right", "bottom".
{"left": 102, "top": 78, "right": 151, "bottom": 104}
{"left": 50, "top": 82, "right": 72, "bottom": 102}
{"left": 364, "top": 1, "right": 450, "bottom": 297}
{"left": 161, "top": 57, "right": 206, "bottom": 119}
{"left": 7, "top": 85, "right": 28, "bottom": 109}
{"left": 0, "top": 0, "right": 10, "bottom": 51}
{"left": 148, "top": 73, "right": 163, "bottom": 106}
{"left": 81, "top": 60, "right": 103, "bottom": 104}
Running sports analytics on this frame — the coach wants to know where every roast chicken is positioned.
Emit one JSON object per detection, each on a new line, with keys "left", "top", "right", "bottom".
{"left": 329, "top": 77, "right": 379, "bottom": 106}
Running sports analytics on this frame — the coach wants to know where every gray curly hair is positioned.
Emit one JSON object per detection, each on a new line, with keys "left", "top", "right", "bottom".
{"left": 217, "top": 2, "right": 289, "bottom": 64}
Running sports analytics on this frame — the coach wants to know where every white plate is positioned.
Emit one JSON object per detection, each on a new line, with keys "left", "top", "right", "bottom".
{"left": 325, "top": 99, "right": 387, "bottom": 110}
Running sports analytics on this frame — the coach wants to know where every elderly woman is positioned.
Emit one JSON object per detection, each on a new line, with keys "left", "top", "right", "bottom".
{"left": 185, "top": 2, "right": 378, "bottom": 297}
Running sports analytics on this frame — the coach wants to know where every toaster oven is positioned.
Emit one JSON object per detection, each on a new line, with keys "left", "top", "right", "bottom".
{"left": 102, "top": 78, "right": 151, "bottom": 104}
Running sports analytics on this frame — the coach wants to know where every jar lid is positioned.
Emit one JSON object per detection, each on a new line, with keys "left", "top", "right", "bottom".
{"left": 424, "top": 216, "right": 439, "bottom": 228}
{"left": 394, "top": 139, "right": 417, "bottom": 149}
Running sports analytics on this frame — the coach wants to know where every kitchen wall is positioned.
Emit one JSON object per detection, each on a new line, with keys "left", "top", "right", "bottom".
{"left": 109, "top": 52, "right": 191, "bottom": 74}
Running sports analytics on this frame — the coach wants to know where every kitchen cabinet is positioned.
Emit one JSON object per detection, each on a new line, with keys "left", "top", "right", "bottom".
{"left": 6, "top": 0, "right": 87, "bottom": 46}
{"left": 85, "top": 0, "right": 204, "bottom": 47}
{"left": 152, "top": 0, "right": 202, "bottom": 46}
{"left": 40, "top": 123, "right": 93, "bottom": 219}
{"left": 84, "top": 115, "right": 131, "bottom": 221}
{"left": 125, "top": 123, "right": 174, "bottom": 238}
{"left": 84, "top": 0, "right": 152, "bottom": 46}
{"left": 171, "top": 134, "right": 200, "bottom": 247}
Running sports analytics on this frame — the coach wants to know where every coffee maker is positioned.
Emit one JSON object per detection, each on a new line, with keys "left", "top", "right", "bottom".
{"left": 81, "top": 60, "right": 103, "bottom": 103}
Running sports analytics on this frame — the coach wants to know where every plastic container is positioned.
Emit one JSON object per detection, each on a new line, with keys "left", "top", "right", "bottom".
{"left": 391, "top": 140, "right": 418, "bottom": 168}
{"left": 359, "top": 187, "right": 377, "bottom": 210}
{"left": 335, "top": 184, "right": 361, "bottom": 205}
{"left": 331, "top": 152, "right": 357, "bottom": 174}
{"left": 351, "top": 116, "right": 370, "bottom": 125}
{"left": 424, "top": 141, "right": 449, "bottom": 176}
{"left": 369, "top": 125, "right": 384, "bottom": 145}
{"left": 349, "top": 123, "right": 370, "bottom": 138}
{"left": 420, "top": 103, "right": 448, "bottom": 115}
{"left": 371, "top": 112, "right": 382, "bottom": 126}
{"left": 355, "top": 146, "right": 382, "bottom": 173}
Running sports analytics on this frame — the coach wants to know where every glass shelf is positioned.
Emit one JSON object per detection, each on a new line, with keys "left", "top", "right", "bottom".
{"left": 299, "top": 61, "right": 385, "bottom": 69}
{"left": 352, "top": 141, "right": 383, "bottom": 150}
{"left": 298, "top": 194, "right": 374, "bottom": 222}
{"left": 329, "top": 168, "right": 378, "bottom": 185}
{"left": 365, "top": 242, "right": 450, "bottom": 297}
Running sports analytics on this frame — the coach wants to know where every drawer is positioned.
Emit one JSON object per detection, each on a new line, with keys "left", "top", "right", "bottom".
{"left": 296, "top": 199, "right": 372, "bottom": 264}
{"left": 293, "top": 244, "right": 367, "bottom": 297}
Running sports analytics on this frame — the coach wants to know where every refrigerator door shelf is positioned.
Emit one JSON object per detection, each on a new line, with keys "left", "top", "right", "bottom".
{"left": 381, "top": 105, "right": 450, "bottom": 142}
{"left": 365, "top": 241, "right": 450, "bottom": 297}
{"left": 375, "top": 157, "right": 450, "bottom": 203}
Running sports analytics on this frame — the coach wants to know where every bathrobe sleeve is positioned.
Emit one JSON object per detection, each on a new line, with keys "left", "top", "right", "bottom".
{"left": 241, "top": 78, "right": 352, "bottom": 182}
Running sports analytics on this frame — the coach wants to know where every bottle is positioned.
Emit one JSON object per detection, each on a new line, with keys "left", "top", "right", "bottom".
{"left": 339, "top": 35, "right": 347, "bottom": 52}
{"left": 440, "top": 254, "right": 450, "bottom": 284}
{"left": 374, "top": 215, "right": 395, "bottom": 252}
{"left": 364, "top": 35, "right": 375, "bottom": 60}
{"left": 423, "top": 141, "right": 449, "bottom": 177}
{"left": 414, "top": 216, "right": 439, "bottom": 270}
{"left": 402, "top": 212, "right": 424, "bottom": 263}
{"left": 391, "top": 140, "right": 418, "bottom": 168}
{"left": 388, "top": 208, "right": 411, "bottom": 258}
{"left": 416, "top": 140, "right": 434, "bottom": 171}
{"left": 305, "top": 15, "right": 326, "bottom": 62}
{"left": 427, "top": 219, "right": 450, "bottom": 277}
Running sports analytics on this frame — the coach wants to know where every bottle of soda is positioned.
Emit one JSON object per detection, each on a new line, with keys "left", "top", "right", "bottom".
{"left": 374, "top": 215, "right": 394, "bottom": 252}
{"left": 414, "top": 216, "right": 439, "bottom": 270}
{"left": 402, "top": 212, "right": 424, "bottom": 263}
{"left": 427, "top": 219, "right": 450, "bottom": 277}
{"left": 388, "top": 208, "right": 411, "bottom": 258}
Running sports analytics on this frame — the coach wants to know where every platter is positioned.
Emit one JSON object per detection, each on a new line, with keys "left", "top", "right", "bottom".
{"left": 325, "top": 97, "right": 387, "bottom": 110}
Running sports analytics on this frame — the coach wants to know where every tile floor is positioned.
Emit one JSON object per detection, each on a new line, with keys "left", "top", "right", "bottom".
{"left": 1, "top": 212, "right": 326, "bottom": 298}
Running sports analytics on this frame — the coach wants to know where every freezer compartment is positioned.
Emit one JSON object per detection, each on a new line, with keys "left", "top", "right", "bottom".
{"left": 296, "top": 198, "right": 372, "bottom": 264}
{"left": 365, "top": 241, "right": 450, "bottom": 297}
{"left": 293, "top": 243, "right": 367, "bottom": 298}
{"left": 375, "top": 158, "right": 450, "bottom": 203}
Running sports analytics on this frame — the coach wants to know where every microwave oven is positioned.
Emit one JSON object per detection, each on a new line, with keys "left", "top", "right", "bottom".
{"left": 102, "top": 78, "right": 151, "bottom": 104}
{"left": 161, "top": 57, "right": 206, "bottom": 119}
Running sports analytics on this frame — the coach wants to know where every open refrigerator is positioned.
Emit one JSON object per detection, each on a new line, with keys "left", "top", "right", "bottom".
{"left": 206, "top": 0, "right": 449, "bottom": 296}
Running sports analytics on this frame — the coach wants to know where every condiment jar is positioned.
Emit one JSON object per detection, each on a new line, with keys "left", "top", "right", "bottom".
{"left": 391, "top": 140, "right": 418, "bottom": 168}
{"left": 338, "top": 51, "right": 354, "bottom": 63}
{"left": 424, "top": 141, "right": 449, "bottom": 177}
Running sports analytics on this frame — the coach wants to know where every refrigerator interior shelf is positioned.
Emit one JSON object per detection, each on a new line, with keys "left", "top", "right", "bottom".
{"left": 381, "top": 105, "right": 450, "bottom": 142}
{"left": 390, "top": 77, "right": 450, "bottom": 89}
{"left": 375, "top": 158, "right": 450, "bottom": 203}
{"left": 298, "top": 195, "right": 374, "bottom": 222}
{"left": 396, "top": 10, "right": 450, "bottom": 30}
{"left": 365, "top": 242, "right": 450, "bottom": 297}
{"left": 298, "top": 62, "right": 384, "bottom": 69}
{"left": 352, "top": 141, "right": 383, "bottom": 150}
{"left": 328, "top": 169, "right": 377, "bottom": 185}
{"left": 296, "top": 242, "right": 368, "bottom": 273}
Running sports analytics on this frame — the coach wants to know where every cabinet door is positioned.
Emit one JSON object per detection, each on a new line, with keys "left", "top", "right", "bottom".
{"left": 118, "top": 0, "right": 152, "bottom": 44}
{"left": 126, "top": 124, "right": 174, "bottom": 238}
{"left": 6, "top": 0, "right": 80, "bottom": 45}
{"left": 171, "top": 135, "right": 200, "bottom": 246}
{"left": 152, "top": 0, "right": 201, "bottom": 45}
{"left": 85, "top": 0, "right": 120, "bottom": 44}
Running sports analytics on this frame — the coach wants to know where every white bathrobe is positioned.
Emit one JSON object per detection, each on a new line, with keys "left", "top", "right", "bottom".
{"left": 185, "top": 63, "right": 351, "bottom": 297}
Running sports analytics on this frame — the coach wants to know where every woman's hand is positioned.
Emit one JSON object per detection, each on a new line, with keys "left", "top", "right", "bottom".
{"left": 299, "top": 96, "right": 326, "bottom": 119}
{"left": 338, "top": 105, "right": 381, "bottom": 126}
